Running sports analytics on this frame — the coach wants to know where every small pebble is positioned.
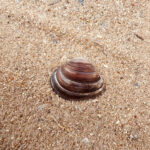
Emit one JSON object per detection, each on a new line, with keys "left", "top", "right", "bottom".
{"left": 78, "top": 0, "right": 84, "bottom": 5}
{"left": 104, "top": 64, "right": 108, "bottom": 68}
{"left": 130, "top": 134, "right": 138, "bottom": 140}
{"left": 101, "top": 22, "right": 106, "bottom": 31}
{"left": 134, "top": 82, "right": 139, "bottom": 87}
{"left": 97, "top": 114, "right": 102, "bottom": 118}
{"left": 37, "top": 104, "right": 48, "bottom": 110}
{"left": 16, "top": 0, "right": 21, "bottom": 2}
{"left": 82, "top": 138, "right": 89, "bottom": 143}
{"left": 116, "top": 120, "right": 120, "bottom": 125}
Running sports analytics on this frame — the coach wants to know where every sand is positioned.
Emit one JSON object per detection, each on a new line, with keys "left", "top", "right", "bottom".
{"left": 0, "top": 0, "right": 150, "bottom": 149}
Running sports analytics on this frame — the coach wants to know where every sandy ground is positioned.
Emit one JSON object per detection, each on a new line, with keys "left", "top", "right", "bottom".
{"left": 0, "top": 0, "right": 150, "bottom": 149}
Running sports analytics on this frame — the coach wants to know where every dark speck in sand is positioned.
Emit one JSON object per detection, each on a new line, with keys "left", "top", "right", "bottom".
{"left": 78, "top": 0, "right": 84, "bottom": 5}
{"left": 134, "top": 82, "right": 139, "bottom": 87}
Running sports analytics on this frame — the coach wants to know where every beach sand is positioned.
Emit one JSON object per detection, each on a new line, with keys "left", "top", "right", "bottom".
{"left": 0, "top": 0, "right": 150, "bottom": 149}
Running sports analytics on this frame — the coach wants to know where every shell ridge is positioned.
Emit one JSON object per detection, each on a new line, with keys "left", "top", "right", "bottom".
{"left": 50, "top": 58, "right": 105, "bottom": 99}
{"left": 62, "top": 66, "right": 100, "bottom": 83}
{"left": 52, "top": 70, "right": 105, "bottom": 97}
{"left": 57, "top": 68, "right": 103, "bottom": 93}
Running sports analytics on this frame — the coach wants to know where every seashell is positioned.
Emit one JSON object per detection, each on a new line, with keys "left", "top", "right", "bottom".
{"left": 50, "top": 58, "right": 105, "bottom": 99}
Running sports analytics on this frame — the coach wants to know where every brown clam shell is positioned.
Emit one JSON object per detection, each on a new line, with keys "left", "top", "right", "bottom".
{"left": 50, "top": 58, "right": 105, "bottom": 99}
